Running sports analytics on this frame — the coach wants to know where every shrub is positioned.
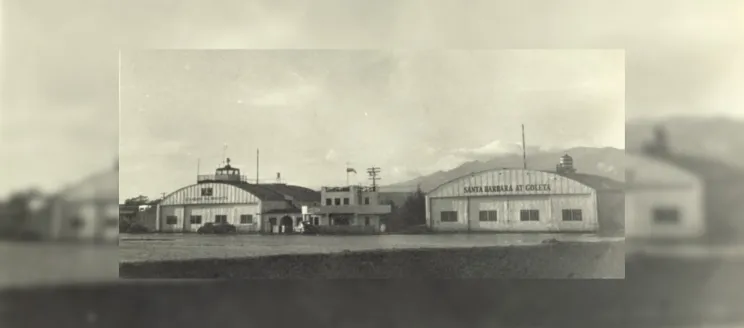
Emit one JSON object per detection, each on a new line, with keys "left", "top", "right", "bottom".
{"left": 119, "top": 220, "right": 132, "bottom": 233}
{"left": 127, "top": 223, "right": 149, "bottom": 234}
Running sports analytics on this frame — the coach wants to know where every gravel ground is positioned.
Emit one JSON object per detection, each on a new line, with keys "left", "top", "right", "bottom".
{"left": 120, "top": 240, "right": 624, "bottom": 279}
{"left": 120, "top": 233, "right": 624, "bottom": 263}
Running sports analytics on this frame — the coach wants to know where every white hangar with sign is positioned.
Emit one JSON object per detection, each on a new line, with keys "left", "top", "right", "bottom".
{"left": 155, "top": 159, "right": 320, "bottom": 234}
{"left": 425, "top": 154, "right": 625, "bottom": 233}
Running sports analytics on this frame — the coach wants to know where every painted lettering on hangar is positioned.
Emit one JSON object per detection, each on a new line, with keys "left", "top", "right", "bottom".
{"left": 463, "top": 184, "right": 551, "bottom": 193}
{"left": 185, "top": 196, "right": 229, "bottom": 202}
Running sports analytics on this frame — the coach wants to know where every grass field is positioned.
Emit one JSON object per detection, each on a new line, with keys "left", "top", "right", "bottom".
{"left": 120, "top": 240, "right": 624, "bottom": 279}
{"left": 119, "top": 232, "right": 624, "bottom": 263}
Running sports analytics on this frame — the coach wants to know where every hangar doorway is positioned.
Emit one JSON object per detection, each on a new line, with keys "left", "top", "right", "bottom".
{"left": 280, "top": 216, "right": 294, "bottom": 234}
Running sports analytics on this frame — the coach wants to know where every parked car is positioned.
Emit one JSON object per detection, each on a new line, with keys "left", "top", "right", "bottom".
{"left": 197, "top": 222, "right": 237, "bottom": 235}
{"left": 301, "top": 221, "right": 319, "bottom": 235}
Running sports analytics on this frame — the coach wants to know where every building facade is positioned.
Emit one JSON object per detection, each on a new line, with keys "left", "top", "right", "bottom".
{"left": 303, "top": 185, "right": 392, "bottom": 233}
{"left": 38, "top": 160, "right": 120, "bottom": 243}
{"left": 425, "top": 155, "right": 624, "bottom": 233}
{"left": 624, "top": 152, "right": 705, "bottom": 239}
{"left": 628, "top": 125, "right": 744, "bottom": 243}
{"left": 155, "top": 160, "right": 320, "bottom": 234}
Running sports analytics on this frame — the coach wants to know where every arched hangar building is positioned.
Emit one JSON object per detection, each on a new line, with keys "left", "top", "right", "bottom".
{"left": 155, "top": 161, "right": 321, "bottom": 234}
{"left": 425, "top": 155, "right": 624, "bottom": 233}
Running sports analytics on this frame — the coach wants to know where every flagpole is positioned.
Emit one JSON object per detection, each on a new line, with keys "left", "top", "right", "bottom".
{"left": 346, "top": 162, "right": 349, "bottom": 186}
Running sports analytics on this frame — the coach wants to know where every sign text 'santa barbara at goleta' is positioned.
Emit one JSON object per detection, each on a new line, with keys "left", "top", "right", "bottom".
{"left": 463, "top": 184, "right": 551, "bottom": 193}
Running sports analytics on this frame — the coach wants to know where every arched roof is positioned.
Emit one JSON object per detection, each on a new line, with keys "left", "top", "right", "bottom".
{"left": 427, "top": 168, "right": 616, "bottom": 198}
{"left": 159, "top": 182, "right": 321, "bottom": 206}
{"left": 160, "top": 182, "right": 286, "bottom": 206}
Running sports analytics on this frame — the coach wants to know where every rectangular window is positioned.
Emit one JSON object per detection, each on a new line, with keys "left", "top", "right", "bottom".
{"left": 561, "top": 209, "right": 583, "bottom": 222}
{"left": 314, "top": 217, "right": 320, "bottom": 225}
{"left": 201, "top": 188, "right": 213, "bottom": 196}
{"left": 479, "top": 210, "right": 498, "bottom": 222}
{"left": 334, "top": 198, "right": 341, "bottom": 206}
{"left": 519, "top": 210, "right": 540, "bottom": 222}
{"left": 215, "top": 215, "right": 228, "bottom": 224}
{"left": 334, "top": 217, "right": 350, "bottom": 226}
{"left": 440, "top": 211, "right": 458, "bottom": 222}
{"left": 190, "top": 215, "right": 202, "bottom": 224}
{"left": 326, "top": 198, "right": 332, "bottom": 206}
{"left": 343, "top": 198, "right": 350, "bottom": 205}
{"left": 365, "top": 217, "right": 370, "bottom": 226}
{"left": 166, "top": 216, "right": 178, "bottom": 225}
{"left": 70, "top": 217, "right": 85, "bottom": 229}
{"left": 653, "top": 208, "right": 680, "bottom": 224}
{"left": 364, "top": 197, "right": 370, "bottom": 205}
{"left": 240, "top": 214, "right": 253, "bottom": 224}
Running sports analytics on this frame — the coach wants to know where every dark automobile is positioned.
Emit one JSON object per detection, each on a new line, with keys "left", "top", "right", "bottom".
{"left": 301, "top": 221, "right": 319, "bottom": 235}
{"left": 197, "top": 222, "right": 237, "bottom": 234}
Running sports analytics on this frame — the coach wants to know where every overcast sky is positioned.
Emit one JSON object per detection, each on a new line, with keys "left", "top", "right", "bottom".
{"left": 2, "top": 0, "right": 744, "bottom": 201}
{"left": 119, "top": 49, "right": 624, "bottom": 199}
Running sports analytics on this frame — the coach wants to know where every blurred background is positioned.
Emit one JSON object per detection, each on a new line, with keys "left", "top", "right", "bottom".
{"left": 2, "top": 0, "right": 744, "bottom": 327}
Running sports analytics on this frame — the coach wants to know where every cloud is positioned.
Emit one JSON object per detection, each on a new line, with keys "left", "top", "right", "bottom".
{"left": 324, "top": 149, "right": 338, "bottom": 162}
{"left": 454, "top": 140, "right": 523, "bottom": 159}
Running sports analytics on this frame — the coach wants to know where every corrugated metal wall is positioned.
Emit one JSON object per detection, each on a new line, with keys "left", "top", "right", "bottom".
{"left": 625, "top": 154, "right": 705, "bottom": 239}
{"left": 158, "top": 204, "right": 261, "bottom": 233}
{"left": 427, "top": 169, "right": 598, "bottom": 232}
{"left": 160, "top": 183, "right": 262, "bottom": 206}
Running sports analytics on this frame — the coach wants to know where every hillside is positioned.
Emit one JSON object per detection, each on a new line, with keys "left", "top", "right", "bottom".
{"left": 626, "top": 116, "right": 744, "bottom": 168}
{"left": 385, "top": 147, "right": 625, "bottom": 192}
{"left": 385, "top": 115, "right": 743, "bottom": 193}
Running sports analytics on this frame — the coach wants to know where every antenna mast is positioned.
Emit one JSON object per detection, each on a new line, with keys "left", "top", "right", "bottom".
{"left": 367, "top": 167, "right": 381, "bottom": 192}
{"left": 522, "top": 124, "right": 527, "bottom": 169}
{"left": 223, "top": 144, "right": 228, "bottom": 165}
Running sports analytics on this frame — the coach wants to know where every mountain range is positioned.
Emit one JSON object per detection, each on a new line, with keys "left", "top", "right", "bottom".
{"left": 383, "top": 116, "right": 744, "bottom": 193}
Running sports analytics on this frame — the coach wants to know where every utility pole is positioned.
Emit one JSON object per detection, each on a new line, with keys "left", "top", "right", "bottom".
{"left": 522, "top": 124, "right": 528, "bottom": 169}
{"left": 367, "top": 167, "right": 381, "bottom": 192}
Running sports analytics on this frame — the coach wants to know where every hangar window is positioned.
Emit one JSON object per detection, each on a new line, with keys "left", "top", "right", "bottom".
{"left": 520, "top": 210, "right": 540, "bottom": 222}
{"left": 201, "top": 188, "right": 213, "bottom": 196}
{"left": 562, "top": 209, "right": 583, "bottom": 221}
{"left": 69, "top": 217, "right": 84, "bottom": 229}
{"left": 166, "top": 216, "right": 178, "bottom": 225}
{"left": 343, "top": 198, "right": 350, "bottom": 205}
{"left": 333, "top": 217, "right": 350, "bottom": 226}
{"left": 240, "top": 215, "right": 254, "bottom": 224}
{"left": 190, "top": 215, "right": 202, "bottom": 224}
{"left": 364, "top": 197, "right": 370, "bottom": 205}
{"left": 335, "top": 198, "right": 341, "bottom": 206}
{"left": 215, "top": 215, "right": 228, "bottom": 224}
{"left": 653, "top": 208, "right": 679, "bottom": 224}
{"left": 479, "top": 210, "right": 498, "bottom": 222}
{"left": 440, "top": 211, "right": 458, "bottom": 222}
{"left": 326, "top": 198, "right": 332, "bottom": 206}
